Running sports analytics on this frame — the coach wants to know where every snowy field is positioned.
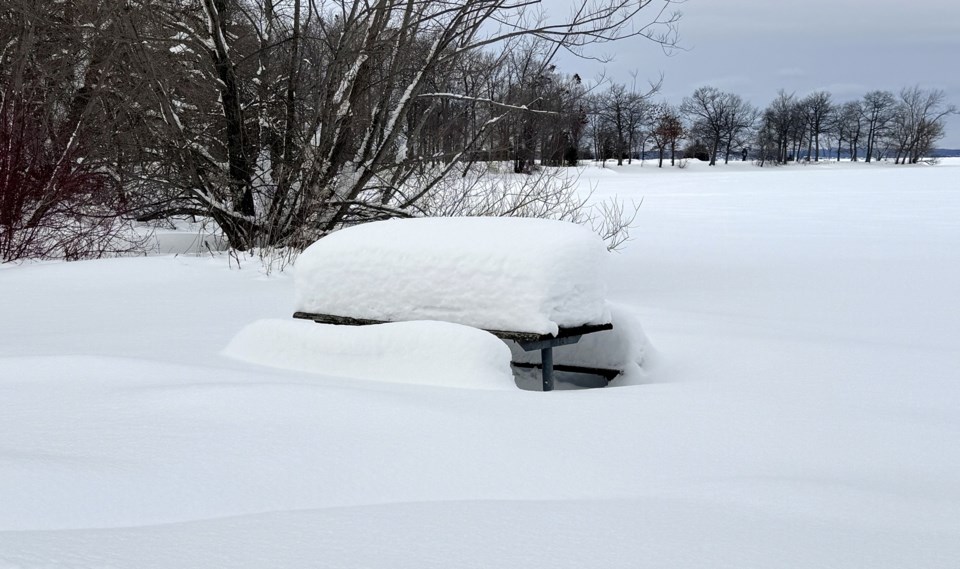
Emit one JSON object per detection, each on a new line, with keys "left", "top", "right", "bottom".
{"left": 2, "top": 159, "right": 960, "bottom": 568}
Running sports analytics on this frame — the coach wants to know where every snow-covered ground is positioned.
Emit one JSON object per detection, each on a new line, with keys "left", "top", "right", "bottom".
{"left": 2, "top": 159, "right": 959, "bottom": 568}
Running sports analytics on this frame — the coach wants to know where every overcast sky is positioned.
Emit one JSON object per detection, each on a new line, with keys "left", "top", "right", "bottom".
{"left": 566, "top": 0, "right": 960, "bottom": 147}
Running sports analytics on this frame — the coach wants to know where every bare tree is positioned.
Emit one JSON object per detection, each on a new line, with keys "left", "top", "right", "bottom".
{"left": 0, "top": 0, "right": 146, "bottom": 262}
{"left": 679, "top": 86, "right": 755, "bottom": 166}
{"left": 126, "top": 0, "right": 681, "bottom": 250}
{"left": 719, "top": 93, "right": 757, "bottom": 164}
{"left": 585, "top": 93, "right": 615, "bottom": 165}
{"left": 598, "top": 84, "right": 631, "bottom": 166}
{"left": 757, "top": 90, "right": 799, "bottom": 164}
{"left": 628, "top": 95, "right": 656, "bottom": 164}
{"left": 651, "top": 104, "right": 683, "bottom": 167}
{"left": 831, "top": 101, "right": 863, "bottom": 161}
{"left": 593, "top": 76, "right": 660, "bottom": 166}
{"left": 889, "top": 87, "right": 957, "bottom": 164}
{"left": 801, "top": 91, "right": 832, "bottom": 161}
{"left": 415, "top": 164, "right": 637, "bottom": 250}
{"left": 680, "top": 86, "right": 726, "bottom": 166}
{"left": 754, "top": 117, "right": 777, "bottom": 166}
{"left": 861, "top": 90, "right": 896, "bottom": 163}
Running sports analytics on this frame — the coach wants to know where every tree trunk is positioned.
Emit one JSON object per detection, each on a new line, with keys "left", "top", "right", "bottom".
{"left": 202, "top": 0, "right": 255, "bottom": 235}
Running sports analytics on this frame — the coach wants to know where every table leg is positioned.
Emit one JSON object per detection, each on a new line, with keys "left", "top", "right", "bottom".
{"left": 541, "top": 346, "right": 554, "bottom": 391}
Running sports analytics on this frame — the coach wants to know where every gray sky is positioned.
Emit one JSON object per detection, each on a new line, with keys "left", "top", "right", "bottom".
{"left": 569, "top": 0, "right": 960, "bottom": 147}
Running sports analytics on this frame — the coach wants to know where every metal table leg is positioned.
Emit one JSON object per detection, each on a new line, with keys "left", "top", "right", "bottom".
{"left": 541, "top": 346, "right": 554, "bottom": 391}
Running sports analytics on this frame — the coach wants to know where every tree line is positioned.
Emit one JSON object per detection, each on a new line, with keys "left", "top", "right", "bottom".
{"left": 583, "top": 84, "right": 956, "bottom": 169}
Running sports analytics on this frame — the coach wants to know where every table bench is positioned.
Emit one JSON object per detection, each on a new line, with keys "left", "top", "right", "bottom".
{"left": 293, "top": 311, "right": 618, "bottom": 391}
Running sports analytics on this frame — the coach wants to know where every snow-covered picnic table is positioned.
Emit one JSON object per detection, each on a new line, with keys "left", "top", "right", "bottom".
{"left": 292, "top": 217, "right": 617, "bottom": 390}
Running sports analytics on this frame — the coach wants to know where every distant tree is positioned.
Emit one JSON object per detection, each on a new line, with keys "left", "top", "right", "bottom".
{"left": 801, "top": 91, "right": 832, "bottom": 161}
{"left": 787, "top": 99, "right": 810, "bottom": 161}
{"left": 758, "top": 90, "right": 800, "bottom": 164}
{"left": 861, "top": 91, "right": 897, "bottom": 163}
{"left": 889, "top": 87, "right": 957, "bottom": 164}
{"left": 681, "top": 86, "right": 727, "bottom": 165}
{"left": 550, "top": 75, "right": 590, "bottom": 167}
{"left": 593, "top": 78, "right": 660, "bottom": 166}
{"left": 651, "top": 104, "right": 684, "bottom": 167}
{"left": 754, "top": 117, "right": 778, "bottom": 166}
{"left": 630, "top": 98, "right": 657, "bottom": 164}
{"left": 502, "top": 47, "right": 559, "bottom": 173}
{"left": 719, "top": 94, "right": 758, "bottom": 164}
{"left": 681, "top": 87, "right": 758, "bottom": 166}
{"left": 598, "top": 84, "right": 632, "bottom": 166}
{"left": 586, "top": 94, "right": 616, "bottom": 165}
{"left": 831, "top": 101, "right": 864, "bottom": 161}
{"left": 624, "top": 76, "right": 659, "bottom": 164}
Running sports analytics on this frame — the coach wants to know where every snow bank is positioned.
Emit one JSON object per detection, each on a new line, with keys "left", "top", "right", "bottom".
{"left": 293, "top": 217, "right": 611, "bottom": 335}
{"left": 223, "top": 318, "right": 515, "bottom": 390}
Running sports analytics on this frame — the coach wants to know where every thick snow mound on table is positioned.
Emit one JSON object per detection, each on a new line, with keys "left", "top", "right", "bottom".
{"left": 294, "top": 217, "right": 610, "bottom": 335}
{"left": 223, "top": 318, "right": 515, "bottom": 390}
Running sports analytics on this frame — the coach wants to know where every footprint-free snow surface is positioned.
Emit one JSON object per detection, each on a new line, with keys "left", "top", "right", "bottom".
{"left": 2, "top": 160, "right": 959, "bottom": 568}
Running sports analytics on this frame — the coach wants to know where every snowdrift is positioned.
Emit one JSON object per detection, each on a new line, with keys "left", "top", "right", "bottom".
{"left": 224, "top": 318, "right": 515, "bottom": 390}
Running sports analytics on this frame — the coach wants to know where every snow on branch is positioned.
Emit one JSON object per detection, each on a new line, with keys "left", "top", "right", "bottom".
{"left": 416, "top": 93, "right": 560, "bottom": 115}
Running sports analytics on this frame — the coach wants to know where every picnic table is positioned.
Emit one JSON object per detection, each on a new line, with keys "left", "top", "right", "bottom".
{"left": 293, "top": 216, "right": 621, "bottom": 391}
